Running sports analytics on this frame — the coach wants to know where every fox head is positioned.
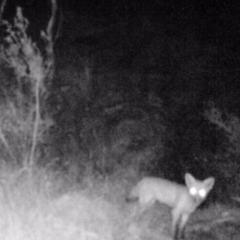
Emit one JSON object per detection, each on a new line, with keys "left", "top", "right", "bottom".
{"left": 185, "top": 173, "right": 215, "bottom": 203}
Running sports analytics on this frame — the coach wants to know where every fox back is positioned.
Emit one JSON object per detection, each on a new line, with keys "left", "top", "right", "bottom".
{"left": 128, "top": 173, "right": 215, "bottom": 239}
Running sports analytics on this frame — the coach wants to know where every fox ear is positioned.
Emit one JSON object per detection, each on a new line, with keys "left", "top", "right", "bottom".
{"left": 204, "top": 177, "right": 215, "bottom": 191}
{"left": 185, "top": 173, "right": 196, "bottom": 186}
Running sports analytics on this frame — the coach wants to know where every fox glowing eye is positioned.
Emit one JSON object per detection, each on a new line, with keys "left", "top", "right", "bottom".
{"left": 199, "top": 189, "right": 206, "bottom": 198}
{"left": 189, "top": 187, "right": 197, "bottom": 195}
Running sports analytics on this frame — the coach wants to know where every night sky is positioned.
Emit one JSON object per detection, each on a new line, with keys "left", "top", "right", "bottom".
{"left": 2, "top": 0, "right": 240, "bottom": 109}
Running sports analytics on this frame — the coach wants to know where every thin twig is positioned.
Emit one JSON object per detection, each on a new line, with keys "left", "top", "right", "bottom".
{"left": 0, "top": 0, "right": 7, "bottom": 22}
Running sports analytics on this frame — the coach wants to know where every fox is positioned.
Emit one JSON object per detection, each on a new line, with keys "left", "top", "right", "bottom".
{"left": 127, "top": 173, "right": 215, "bottom": 239}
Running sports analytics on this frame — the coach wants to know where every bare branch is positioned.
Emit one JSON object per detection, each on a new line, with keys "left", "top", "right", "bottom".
{"left": 46, "top": 0, "right": 58, "bottom": 42}
{"left": 0, "top": 0, "right": 8, "bottom": 22}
